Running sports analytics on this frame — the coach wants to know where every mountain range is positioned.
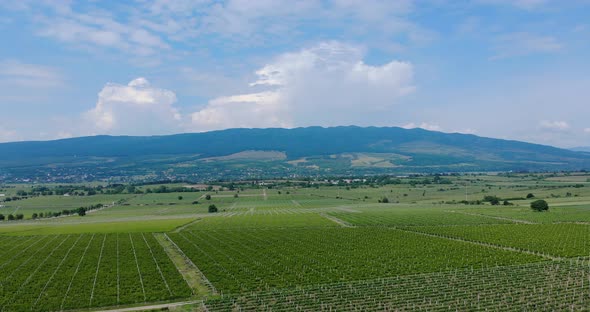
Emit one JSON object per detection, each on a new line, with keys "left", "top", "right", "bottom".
{"left": 0, "top": 126, "right": 588, "bottom": 182}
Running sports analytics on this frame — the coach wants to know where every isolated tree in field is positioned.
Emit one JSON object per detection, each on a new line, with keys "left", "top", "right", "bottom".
{"left": 526, "top": 193, "right": 535, "bottom": 199}
{"left": 0, "top": 214, "right": 4, "bottom": 221}
{"left": 7, "top": 214, "right": 14, "bottom": 221}
{"left": 205, "top": 194, "right": 212, "bottom": 200}
{"left": 379, "top": 197, "right": 389, "bottom": 203}
{"left": 531, "top": 199, "right": 549, "bottom": 211}
{"left": 208, "top": 204, "right": 218, "bottom": 213}
{"left": 32, "top": 213, "right": 38, "bottom": 219}
{"left": 16, "top": 214, "right": 23, "bottom": 220}
{"left": 178, "top": 196, "right": 183, "bottom": 200}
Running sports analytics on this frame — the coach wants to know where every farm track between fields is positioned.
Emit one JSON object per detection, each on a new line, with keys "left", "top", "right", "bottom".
{"left": 445, "top": 210, "right": 537, "bottom": 224}
{"left": 158, "top": 233, "right": 218, "bottom": 296}
{"left": 320, "top": 213, "right": 354, "bottom": 227}
{"left": 172, "top": 218, "right": 202, "bottom": 233}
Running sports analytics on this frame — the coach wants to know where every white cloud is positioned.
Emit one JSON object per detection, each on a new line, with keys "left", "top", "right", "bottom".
{"left": 0, "top": 59, "right": 63, "bottom": 88}
{"left": 453, "top": 128, "right": 477, "bottom": 135}
{"left": 189, "top": 42, "right": 415, "bottom": 131}
{"left": 491, "top": 32, "right": 562, "bottom": 60}
{"left": 13, "top": 0, "right": 429, "bottom": 59}
{"left": 191, "top": 91, "right": 290, "bottom": 130}
{"left": 584, "top": 128, "right": 590, "bottom": 134}
{"left": 540, "top": 120, "right": 570, "bottom": 131}
{"left": 84, "top": 78, "right": 181, "bottom": 135}
{"left": 38, "top": 15, "right": 169, "bottom": 57}
{"left": 402, "top": 122, "right": 442, "bottom": 132}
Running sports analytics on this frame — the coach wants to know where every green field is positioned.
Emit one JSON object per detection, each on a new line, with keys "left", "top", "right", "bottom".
{"left": 1, "top": 173, "right": 590, "bottom": 311}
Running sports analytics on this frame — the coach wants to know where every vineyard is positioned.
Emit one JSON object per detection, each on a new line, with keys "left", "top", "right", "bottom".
{"left": 327, "top": 206, "right": 515, "bottom": 226}
{"left": 1, "top": 173, "right": 590, "bottom": 311}
{"left": 167, "top": 227, "right": 543, "bottom": 294}
{"left": 0, "top": 233, "right": 191, "bottom": 311}
{"left": 204, "top": 260, "right": 590, "bottom": 311}
{"left": 407, "top": 223, "right": 590, "bottom": 258}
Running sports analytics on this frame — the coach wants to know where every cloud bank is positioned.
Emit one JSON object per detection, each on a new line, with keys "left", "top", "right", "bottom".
{"left": 190, "top": 42, "right": 415, "bottom": 131}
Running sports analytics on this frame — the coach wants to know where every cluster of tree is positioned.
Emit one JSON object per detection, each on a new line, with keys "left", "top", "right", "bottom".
{"left": 0, "top": 213, "right": 24, "bottom": 221}
{"left": 144, "top": 185, "right": 200, "bottom": 194}
{"left": 9, "top": 183, "right": 207, "bottom": 199}
{"left": 31, "top": 203, "right": 104, "bottom": 220}
{"left": 445, "top": 200, "right": 484, "bottom": 205}
{"left": 1, "top": 196, "right": 26, "bottom": 202}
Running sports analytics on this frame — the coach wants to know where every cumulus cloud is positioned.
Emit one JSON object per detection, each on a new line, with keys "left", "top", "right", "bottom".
{"left": 84, "top": 78, "right": 181, "bottom": 135}
{"left": 540, "top": 120, "right": 570, "bottom": 132}
{"left": 189, "top": 42, "right": 415, "bottom": 131}
{"left": 402, "top": 122, "right": 443, "bottom": 132}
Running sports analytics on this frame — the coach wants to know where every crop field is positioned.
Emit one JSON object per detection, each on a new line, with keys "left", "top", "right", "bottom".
{"left": 168, "top": 228, "right": 543, "bottom": 294}
{"left": 204, "top": 260, "right": 590, "bottom": 311}
{"left": 408, "top": 223, "right": 590, "bottom": 258}
{"left": 327, "top": 205, "right": 514, "bottom": 226}
{"left": 1, "top": 172, "right": 590, "bottom": 311}
{"left": 184, "top": 213, "right": 338, "bottom": 229}
{"left": 0, "top": 233, "right": 191, "bottom": 311}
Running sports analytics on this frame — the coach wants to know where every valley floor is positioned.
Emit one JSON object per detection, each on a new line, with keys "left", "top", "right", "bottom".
{"left": 0, "top": 173, "right": 589, "bottom": 311}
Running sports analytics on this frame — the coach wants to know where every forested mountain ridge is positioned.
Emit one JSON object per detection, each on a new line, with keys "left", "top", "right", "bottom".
{"left": 1, "top": 126, "right": 588, "bottom": 182}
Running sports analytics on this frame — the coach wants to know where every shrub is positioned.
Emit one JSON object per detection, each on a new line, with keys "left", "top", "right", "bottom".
{"left": 531, "top": 200, "right": 549, "bottom": 211}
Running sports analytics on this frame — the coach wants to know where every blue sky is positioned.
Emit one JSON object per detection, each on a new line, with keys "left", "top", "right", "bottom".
{"left": 0, "top": 0, "right": 589, "bottom": 147}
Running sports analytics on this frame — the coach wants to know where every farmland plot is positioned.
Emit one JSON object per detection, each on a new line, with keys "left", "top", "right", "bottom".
{"left": 409, "top": 223, "right": 590, "bottom": 258}
{"left": 168, "top": 228, "right": 543, "bottom": 294}
{"left": 204, "top": 260, "right": 590, "bottom": 311}
{"left": 328, "top": 206, "right": 513, "bottom": 227}
{"left": 0, "top": 233, "right": 191, "bottom": 311}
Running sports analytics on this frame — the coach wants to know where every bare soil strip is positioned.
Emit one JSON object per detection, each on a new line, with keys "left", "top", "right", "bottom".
{"left": 446, "top": 210, "right": 537, "bottom": 224}
{"left": 154, "top": 233, "right": 217, "bottom": 297}
{"left": 172, "top": 218, "right": 202, "bottom": 233}
{"left": 320, "top": 213, "right": 355, "bottom": 227}
{"left": 91, "top": 300, "right": 203, "bottom": 312}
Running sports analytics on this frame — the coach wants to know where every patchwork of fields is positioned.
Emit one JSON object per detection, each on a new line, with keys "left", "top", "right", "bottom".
{"left": 0, "top": 173, "right": 589, "bottom": 311}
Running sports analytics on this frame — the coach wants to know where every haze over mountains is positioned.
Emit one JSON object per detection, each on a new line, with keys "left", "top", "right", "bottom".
{"left": 1, "top": 126, "right": 588, "bottom": 183}
{"left": 571, "top": 147, "right": 590, "bottom": 153}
